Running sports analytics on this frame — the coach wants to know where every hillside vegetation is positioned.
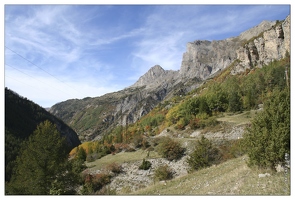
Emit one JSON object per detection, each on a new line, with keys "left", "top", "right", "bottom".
{"left": 68, "top": 55, "right": 290, "bottom": 195}
{"left": 5, "top": 88, "right": 81, "bottom": 183}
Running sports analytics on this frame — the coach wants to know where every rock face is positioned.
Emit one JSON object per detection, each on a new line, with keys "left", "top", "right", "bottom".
{"left": 180, "top": 39, "right": 239, "bottom": 80}
{"left": 49, "top": 15, "right": 290, "bottom": 142}
{"left": 239, "top": 20, "right": 276, "bottom": 41}
{"left": 179, "top": 18, "right": 288, "bottom": 80}
{"left": 50, "top": 80, "right": 188, "bottom": 141}
{"left": 232, "top": 15, "right": 290, "bottom": 74}
{"left": 131, "top": 65, "right": 178, "bottom": 89}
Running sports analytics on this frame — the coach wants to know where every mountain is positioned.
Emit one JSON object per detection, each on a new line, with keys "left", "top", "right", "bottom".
{"left": 5, "top": 88, "right": 81, "bottom": 148}
{"left": 49, "top": 15, "right": 290, "bottom": 142}
{"left": 5, "top": 88, "right": 81, "bottom": 181}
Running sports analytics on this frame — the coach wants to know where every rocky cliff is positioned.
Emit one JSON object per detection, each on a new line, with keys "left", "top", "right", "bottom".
{"left": 50, "top": 73, "right": 191, "bottom": 141}
{"left": 130, "top": 65, "right": 178, "bottom": 89}
{"left": 232, "top": 15, "right": 290, "bottom": 74}
{"left": 179, "top": 19, "right": 280, "bottom": 80}
{"left": 49, "top": 15, "right": 290, "bottom": 142}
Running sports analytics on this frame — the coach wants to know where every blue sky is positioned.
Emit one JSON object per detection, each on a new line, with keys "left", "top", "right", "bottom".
{"left": 4, "top": 3, "right": 291, "bottom": 108}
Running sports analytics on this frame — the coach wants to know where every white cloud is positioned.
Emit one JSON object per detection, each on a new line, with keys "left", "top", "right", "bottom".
{"left": 5, "top": 67, "right": 122, "bottom": 107}
{"left": 4, "top": 5, "right": 290, "bottom": 108}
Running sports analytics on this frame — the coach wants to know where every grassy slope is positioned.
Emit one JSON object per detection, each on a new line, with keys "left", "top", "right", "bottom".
{"left": 216, "top": 110, "right": 259, "bottom": 125}
{"left": 132, "top": 155, "right": 290, "bottom": 195}
{"left": 86, "top": 149, "right": 161, "bottom": 171}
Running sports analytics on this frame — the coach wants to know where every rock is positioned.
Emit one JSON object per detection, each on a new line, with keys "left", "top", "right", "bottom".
{"left": 258, "top": 173, "right": 271, "bottom": 178}
{"left": 232, "top": 15, "right": 290, "bottom": 74}
{"left": 130, "top": 65, "right": 178, "bottom": 89}
{"left": 159, "top": 180, "right": 167, "bottom": 185}
{"left": 275, "top": 164, "right": 285, "bottom": 172}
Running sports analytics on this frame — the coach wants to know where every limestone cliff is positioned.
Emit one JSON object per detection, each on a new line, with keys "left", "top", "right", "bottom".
{"left": 130, "top": 65, "right": 178, "bottom": 89}
{"left": 179, "top": 19, "right": 279, "bottom": 80}
{"left": 232, "top": 15, "right": 290, "bottom": 74}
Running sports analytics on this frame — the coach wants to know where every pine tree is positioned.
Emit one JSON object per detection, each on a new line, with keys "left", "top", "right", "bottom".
{"left": 7, "top": 120, "right": 76, "bottom": 194}
{"left": 244, "top": 87, "right": 290, "bottom": 170}
{"left": 187, "top": 136, "right": 220, "bottom": 172}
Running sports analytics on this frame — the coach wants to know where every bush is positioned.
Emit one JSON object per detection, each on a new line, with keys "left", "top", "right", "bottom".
{"left": 156, "top": 137, "right": 185, "bottom": 161}
{"left": 153, "top": 164, "right": 174, "bottom": 181}
{"left": 244, "top": 88, "right": 290, "bottom": 170}
{"left": 95, "top": 186, "right": 116, "bottom": 195}
{"left": 189, "top": 118, "right": 200, "bottom": 129}
{"left": 218, "top": 139, "right": 247, "bottom": 162}
{"left": 199, "top": 116, "right": 218, "bottom": 128}
{"left": 106, "top": 162, "right": 122, "bottom": 174}
{"left": 138, "top": 159, "right": 152, "bottom": 170}
{"left": 187, "top": 136, "right": 221, "bottom": 172}
{"left": 81, "top": 173, "right": 111, "bottom": 194}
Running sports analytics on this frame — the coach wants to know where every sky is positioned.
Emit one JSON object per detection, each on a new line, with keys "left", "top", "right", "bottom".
{"left": 3, "top": 3, "right": 291, "bottom": 108}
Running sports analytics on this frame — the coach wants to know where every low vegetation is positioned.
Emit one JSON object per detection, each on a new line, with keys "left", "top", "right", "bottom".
{"left": 132, "top": 155, "right": 290, "bottom": 195}
{"left": 155, "top": 137, "right": 185, "bottom": 161}
{"left": 153, "top": 164, "right": 174, "bottom": 182}
{"left": 187, "top": 136, "right": 221, "bottom": 172}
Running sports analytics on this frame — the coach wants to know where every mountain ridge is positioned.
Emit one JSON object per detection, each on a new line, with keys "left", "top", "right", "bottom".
{"left": 49, "top": 15, "right": 290, "bottom": 142}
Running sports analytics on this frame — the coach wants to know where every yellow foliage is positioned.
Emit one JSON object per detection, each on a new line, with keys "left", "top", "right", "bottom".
{"left": 69, "top": 141, "right": 99, "bottom": 157}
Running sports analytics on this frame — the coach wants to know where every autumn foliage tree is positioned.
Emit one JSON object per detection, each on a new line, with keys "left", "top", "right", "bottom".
{"left": 156, "top": 137, "right": 185, "bottom": 161}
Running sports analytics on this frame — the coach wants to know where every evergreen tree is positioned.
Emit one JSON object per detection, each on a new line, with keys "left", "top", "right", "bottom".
{"left": 76, "top": 146, "right": 87, "bottom": 161}
{"left": 187, "top": 136, "right": 220, "bottom": 172}
{"left": 244, "top": 87, "right": 290, "bottom": 170}
{"left": 7, "top": 120, "right": 78, "bottom": 194}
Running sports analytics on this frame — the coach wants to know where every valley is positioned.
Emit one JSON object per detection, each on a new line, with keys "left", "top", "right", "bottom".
{"left": 5, "top": 14, "right": 290, "bottom": 195}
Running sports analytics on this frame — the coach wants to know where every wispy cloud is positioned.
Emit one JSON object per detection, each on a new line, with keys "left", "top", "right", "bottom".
{"left": 4, "top": 5, "right": 290, "bottom": 107}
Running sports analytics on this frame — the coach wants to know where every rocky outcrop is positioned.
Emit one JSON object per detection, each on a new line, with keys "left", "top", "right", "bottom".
{"left": 179, "top": 16, "right": 290, "bottom": 79}
{"left": 239, "top": 20, "right": 275, "bottom": 41}
{"left": 180, "top": 39, "right": 239, "bottom": 80}
{"left": 232, "top": 15, "right": 290, "bottom": 74}
{"left": 50, "top": 80, "right": 184, "bottom": 141}
{"left": 131, "top": 65, "right": 178, "bottom": 89}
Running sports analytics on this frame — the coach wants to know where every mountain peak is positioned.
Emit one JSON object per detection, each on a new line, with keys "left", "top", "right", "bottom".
{"left": 130, "top": 65, "right": 177, "bottom": 88}
{"left": 147, "top": 65, "right": 165, "bottom": 77}
{"left": 238, "top": 19, "right": 275, "bottom": 41}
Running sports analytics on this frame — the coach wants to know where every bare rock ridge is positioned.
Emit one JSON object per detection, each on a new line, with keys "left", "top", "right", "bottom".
{"left": 133, "top": 17, "right": 286, "bottom": 86}
{"left": 232, "top": 15, "right": 290, "bottom": 74}
{"left": 130, "top": 65, "right": 178, "bottom": 89}
{"left": 239, "top": 20, "right": 276, "bottom": 41}
{"left": 49, "top": 15, "right": 290, "bottom": 142}
{"left": 179, "top": 16, "right": 290, "bottom": 78}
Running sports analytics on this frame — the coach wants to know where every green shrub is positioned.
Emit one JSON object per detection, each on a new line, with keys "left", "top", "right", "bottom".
{"left": 156, "top": 137, "right": 185, "bottom": 161}
{"left": 244, "top": 88, "right": 290, "bottom": 170}
{"left": 199, "top": 116, "right": 218, "bottom": 128}
{"left": 176, "top": 117, "right": 187, "bottom": 130}
{"left": 187, "top": 136, "right": 221, "bottom": 172}
{"left": 153, "top": 164, "right": 174, "bottom": 181}
{"left": 139, "top": 159, "right": 152, "bottom": 170}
